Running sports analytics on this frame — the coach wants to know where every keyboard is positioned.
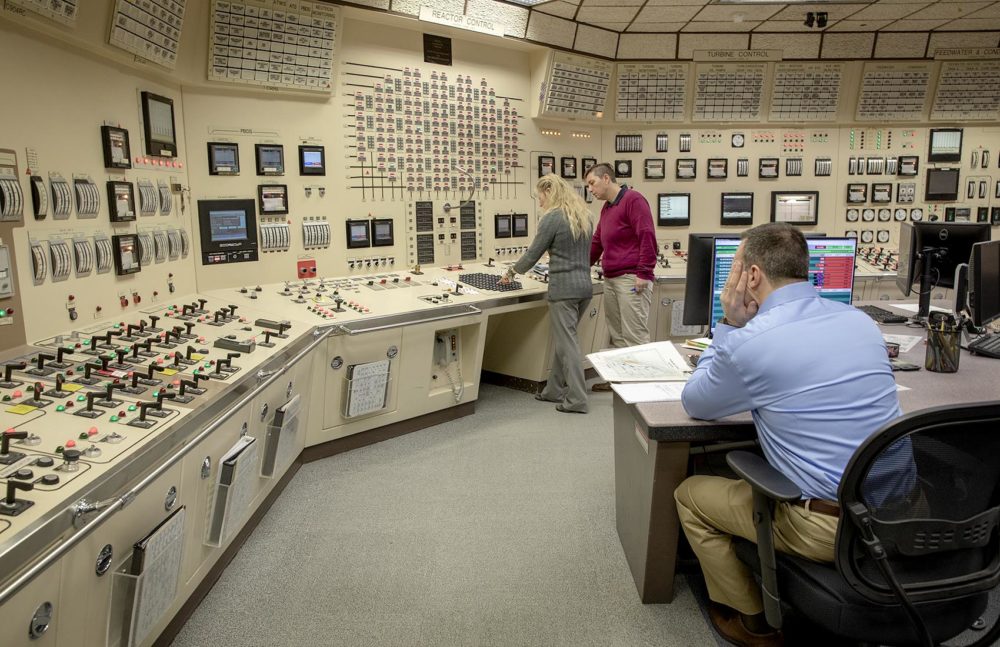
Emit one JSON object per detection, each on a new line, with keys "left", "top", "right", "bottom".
{"left": 858, "top": 305, "right": 909, "bottom": 324}
{"left": 968, "top": 333, "right": 1000, "bottom": 359}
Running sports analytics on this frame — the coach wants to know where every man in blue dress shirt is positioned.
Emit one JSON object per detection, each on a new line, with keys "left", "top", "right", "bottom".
{"left": 675, "top": 223, "right": 902, "bottom": 646}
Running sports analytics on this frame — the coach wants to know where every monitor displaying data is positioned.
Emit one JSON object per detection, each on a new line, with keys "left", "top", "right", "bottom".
{"left": 709, "top": 237, "right": 857, "bottom": 333}
{"left": 658, "top": 193, "right": 690, "bottom": 226}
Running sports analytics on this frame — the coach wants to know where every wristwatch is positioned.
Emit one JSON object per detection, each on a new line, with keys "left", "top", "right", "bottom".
{"left": 505, "top": 268, "right": 516, "bottom": 280}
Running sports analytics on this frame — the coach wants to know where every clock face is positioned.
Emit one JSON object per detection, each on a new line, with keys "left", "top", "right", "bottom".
{"left": 861, "top": 230, "right": 875, "bottom": 243}
{"left": 846, "top": 209, "right": 859, "bottom": 222}
{"left": 878, "top": 208, "right": 891, "bottom": 222}
{"left": 877, "top": 230, "right": 891, "bottom": 243}
{"left": 862, "top": 208, "right": 876, "bottom": 222}
{"left": 894, "top": 208, "right": 908, "bottom": 222}
{"left": 731, "top": 133, "right": 745, "bottom": 148}
{"left": 910, "top": 208, "right": 924, "bottom": 221}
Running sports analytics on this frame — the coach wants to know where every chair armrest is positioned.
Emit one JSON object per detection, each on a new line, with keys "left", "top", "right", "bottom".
{"left": 727, "top": 451, "right": 802, "bottom": 503}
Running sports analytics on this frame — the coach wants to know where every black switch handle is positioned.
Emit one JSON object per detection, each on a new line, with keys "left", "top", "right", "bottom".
{"left": 4, "top": 362, "right": 26, "bottom": 382}
{"left": 156, "top": 390, "right": 176, "bottom": 406}
{"left": 1, "top": 430, "right": 28, "bottom": 454}
{"left": 85, "top": 391, "right": 98, "bottom": 412}
{"left": 55, "top": 374, "right": 65, "bottom": 391}
{"left": 179, "top": 379, "right": 197, "bottom": 396}
{"left": 32, "top": 382, "right": 43, "bottom": 402}
{"left": 84, "top": 362, "right": 101, "bottom": 379}
{"left": 105, "top": 382, "right": 123, "bottom": 400}
{"left": 4, "top": 480, "right": 32, "bottom": 506}
{"left": 148, "top": 315, "right": 160, "bottom": 328}
{"left": 56, "top": 347, "right": 73, "bottom": 363}
{"left": 116, "top": 348, "right": 128, "bottom": 363}
{"left": 198, "top": 298, "right": 207, "bottom": 309}
{"left": 186, "top": 345, "right": 196, "bottom": 359}
{"left": 185, "top": 322, "right": 195, "bottom": 334}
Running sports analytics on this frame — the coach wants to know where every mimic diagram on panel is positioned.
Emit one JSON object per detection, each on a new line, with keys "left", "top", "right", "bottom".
{"left": 343, "top": 63, "right": 525, "bottom": 202}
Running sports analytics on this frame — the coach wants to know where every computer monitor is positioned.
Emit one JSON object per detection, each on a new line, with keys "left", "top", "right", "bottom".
{"left": 966, "top": 240, "right": 1000, "bottom": 328}
{"left": 682, "top": 233, "right": 723, "bottom": 326}
{"left": 897, "top": 222, "right": 916, "bottom": 297}
{"left": 708, "top": 237, "right": 857, "bottom": 334}
{"left": 896, "top": 222, "right": 991, "bottom": 319}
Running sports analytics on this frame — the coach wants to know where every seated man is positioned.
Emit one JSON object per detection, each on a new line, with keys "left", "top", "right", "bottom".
{"left": 675, "top": 223, "right": 902, "bottom": 647}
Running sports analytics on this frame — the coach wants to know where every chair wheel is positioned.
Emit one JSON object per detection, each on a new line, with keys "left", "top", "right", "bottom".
{"left": 971, "top": 616, "right": 987, "bottom": 631}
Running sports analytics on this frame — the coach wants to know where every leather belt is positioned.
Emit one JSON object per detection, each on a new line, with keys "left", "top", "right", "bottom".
{"left": 792, "top": 498, "right": 841, "bottom": 518}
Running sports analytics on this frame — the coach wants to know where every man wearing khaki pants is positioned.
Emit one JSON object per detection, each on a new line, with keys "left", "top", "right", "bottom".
{"left": 585, "top": 163, "right": 658, "bottom": 391}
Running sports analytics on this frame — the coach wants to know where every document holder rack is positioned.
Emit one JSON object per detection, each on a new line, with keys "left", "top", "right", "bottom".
{"left": 109, "top": 506, "right": 186, "bottom": 647}
{"left": 206, "top": 436, "right": 259, "bottom": 547}
{"left": 261, "top": 394, "right": 301, "bottom": 477}
{"left": 343, "top": 359, "right": 390, "bottom": 418}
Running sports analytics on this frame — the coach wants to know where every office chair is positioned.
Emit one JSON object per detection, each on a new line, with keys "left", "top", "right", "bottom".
{"left": 726, "top": 401, "right": 1000, "bottom": 647}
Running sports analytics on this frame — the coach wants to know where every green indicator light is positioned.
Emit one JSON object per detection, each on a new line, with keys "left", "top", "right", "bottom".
{"left": 77, "top": 395, "right": 85, "bottom": 401}
{"left": 78, "top": 432, "right": 88, "bottom": 440}
{"left": 55, "top": 446, "right": 64, "bottom": 453}
{"left": 152, "top": 391, "right": 159, "bottom": 398}
{"left": 110, "top": 416, "right": 119, "bottom": 422}
{"left": 56, "top": 405, "right": 65, "bottom": 412}
{"left": 0, "top": 310, "right": 6, "bottom": 318}
{"left": 128, "top": 405, "right": 137, "bottom": 412}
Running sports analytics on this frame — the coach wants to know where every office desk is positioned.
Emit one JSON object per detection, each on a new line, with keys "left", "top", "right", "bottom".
{"left": 614, "top": 333, "right": 1000, "bottom": 604}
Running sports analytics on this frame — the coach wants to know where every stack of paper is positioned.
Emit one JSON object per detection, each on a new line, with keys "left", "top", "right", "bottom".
{"left": 682, "top": 337, "right": 711, "bottom": 351}
{"left": 586, "top": 341, "right": 691, "bottom": 382}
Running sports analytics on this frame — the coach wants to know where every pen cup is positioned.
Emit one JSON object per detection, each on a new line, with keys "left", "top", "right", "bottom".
{"left": 925, "top": 328, "right": 961, "bottom": 373}
{"left": 885, "top": 342, "right": 900, "bottom": 359}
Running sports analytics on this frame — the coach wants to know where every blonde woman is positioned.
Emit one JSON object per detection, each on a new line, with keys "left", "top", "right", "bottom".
{"left": 501, "top": 174, "right": 594, "bottom": 413}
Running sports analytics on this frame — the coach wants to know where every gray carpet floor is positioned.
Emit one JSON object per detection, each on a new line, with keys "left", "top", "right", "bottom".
{"left": 170, "top": 383, "right": 717, "bottom": 647}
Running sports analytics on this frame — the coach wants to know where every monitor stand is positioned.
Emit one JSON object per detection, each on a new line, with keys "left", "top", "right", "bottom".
{"left": 916, "top": 247, "right": 946, "bottom": 321}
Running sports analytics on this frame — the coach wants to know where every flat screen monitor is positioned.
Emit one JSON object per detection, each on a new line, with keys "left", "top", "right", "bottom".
{"left": 207, "top": 142, "right": 240, "bottom": 175}
{"left": 683, "top": 233, "right": 723, "bottom": 326}
{"left": 721, "top": 192, "right": 753, "bottom": 226}
{"left": 925, "top": 168, "right": 960, "bottom": 201}
{"left": 897, "top": 222, "right": 991, "bottom": 318}
{"left": 495, "top": 213, "right": 511, "bottom": 238}
{"left": 197, "top": 198, "right": 258, "bottom": 265}
{"left": 709, "top": 237, "right": 856, "bottom": 334}
{"left": 968, "top": 240, "right": 1000, "bottom": 328}
{"left": 512, "top": 213, "right": 528, "bottom": 237}
{"left": 771, "top": 191, "right": 818, "bottom": 225}
{"left": 372, "top": 218, "right": 394, "bottom": 247}
{"left": 299, "top": 145, "right": 326, "bottom": 175}
{"left": 928, "top": 128, "right": 963, "bottom": 163}
{"left": 112, "top": 234, "right": 141, "bottom": 275}
{"left": 658, "top": 193, "right": 690, "bottom": 227}
{"left": 255, "top": 144, "right": 285, "bottom": 175}
{"left": 346, "top": 219, "right": 371, "bottom": 249}
{"left": 140, "top": 91, "right": 177, "bottom": 157}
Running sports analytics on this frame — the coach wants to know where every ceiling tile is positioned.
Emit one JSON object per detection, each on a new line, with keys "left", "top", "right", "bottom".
{"left": 635, "top": 5, "right": 703, "bottom": 23}
{"left": 768, "top": 4, "right": 869, "bottom": 21}
{"left": 533, "top": 1, "right": 578, "bottom": 19}
{"left": 691, "top": 4, "right": 783, "bottom": 21}
{"left": 645, "top": 0, "right": 710, "bottom": 4}
{"left": 626, "top": 22, "right": 688, "bottom": 32}
{"left": 874, "top": 32, "right": 928, "bottom": 57}
{"left": 936, "top": 18, "right": 1000, "bottom": 29}
{"left": 928, "top": 31, "right": 1000, "bottom": 50}
{"left": 822, "top": 32, "right": 875, "bottom": 57}
{"left": 826, "top": 19, "right": 895, "bottom": 31}
{"left": 574, "top": 23, "right": 619, "bottom": 57}
{"left": 881, "top": 18, "right": 951, "bottom": 30}
{"left": 581, "top": 0, "right": 643, "bottom": 5}
{"left": 877, "top": 0, "right": 935, "bottom": 3}
{"left": 525, "top": 11, "right": 577, "bottom": 47}
{"left": 678, "top": 33, "right": 749, "bottom": 58}
{"left": 617, "top": 33, "right": 678, "bottom": 58}
{"left": 576, "top": 6, "right": 639, "bottom": 24}
{"left": 904, "top": 2, "right": 992, "bottom": 20}
{"left": 848, "top": 3, "right": 929, "bottom": 20}
{"left": 967, "top": 2, "right": 1000, "bottom": 18}
{"left": 683, "top": 20, "right": 762, "bottom": 32}
{"left": 753, "top": 21, "right": 820, "bottom": 32}
{"left": 750, "top": 33, "right": 821, "bottom": 58}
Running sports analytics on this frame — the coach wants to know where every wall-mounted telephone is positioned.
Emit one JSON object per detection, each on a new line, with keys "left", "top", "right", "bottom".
{"left": 434, "top": 329, "right": 459, "bottom": 367}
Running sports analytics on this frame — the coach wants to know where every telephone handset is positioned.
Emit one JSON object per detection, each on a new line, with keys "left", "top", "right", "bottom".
{"left": 434, "top": 329, "right": 459, "bottom": 367}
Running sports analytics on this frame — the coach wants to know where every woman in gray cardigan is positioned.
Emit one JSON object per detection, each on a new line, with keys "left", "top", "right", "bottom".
{"left": 501, "top": 174, "right": 594, "bottom": 413}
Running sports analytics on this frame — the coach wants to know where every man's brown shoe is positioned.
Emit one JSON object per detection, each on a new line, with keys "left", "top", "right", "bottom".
{"left": 591, "top": 382, "right": 613, "bottom": 392}
{"left": 708, "top": 604, "right": 783, "bottom": 647}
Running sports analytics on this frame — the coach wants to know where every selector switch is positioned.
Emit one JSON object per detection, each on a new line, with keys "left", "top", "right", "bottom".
{"left": 35, "top": 456, "right": 54, "bottom": 468}
{"left": 0, "top": 480, "right": 34, "bottom": 516}
{"left": 61, "top": 449, "right": 81, "bottom": 472}
{"left": 13, "top": 468, "right": 34, "bottom": 480}
{"left": 0, "top": 362, "right": 26, "bottom": 389}
{"left": 39, "top": 474, "right": 59, "bottom": 486}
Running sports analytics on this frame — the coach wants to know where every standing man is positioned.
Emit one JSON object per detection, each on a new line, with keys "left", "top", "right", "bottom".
{"left": 585, "top": 163, "right": 658, "bottom": 391}
{"left": 675, "top": 223, "right": 904, "bottom": 646}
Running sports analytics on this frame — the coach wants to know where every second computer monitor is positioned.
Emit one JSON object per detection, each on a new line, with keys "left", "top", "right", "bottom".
{"left": 966, "top": 240, "right": 1000, "bottom": 328}
{"left": 896, "top": 222, "right": 991, "bottom": 318}
{"left": 709, "top": 237, "right": 856, "bottom": 333}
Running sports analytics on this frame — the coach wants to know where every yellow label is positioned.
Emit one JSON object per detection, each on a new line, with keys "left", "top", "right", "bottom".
{"left": 6, "top": 404, "right": 36, "bottom": 415}
{"left": 61, "top": 383, "right": 84, "bottom": 393}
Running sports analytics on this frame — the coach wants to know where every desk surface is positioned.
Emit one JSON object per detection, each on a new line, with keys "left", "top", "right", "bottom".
{"left": 634, "top": 314, "right": 1000, "bottom": 442}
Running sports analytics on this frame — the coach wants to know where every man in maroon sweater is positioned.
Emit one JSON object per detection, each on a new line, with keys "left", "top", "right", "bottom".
{"left": 585, "top": 163, "right": 658, "bottom": 391}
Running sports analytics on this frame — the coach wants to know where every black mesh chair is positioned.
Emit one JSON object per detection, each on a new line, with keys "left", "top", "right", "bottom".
{"left": 727, "top": 401, "right": 1000, "bottom": 647}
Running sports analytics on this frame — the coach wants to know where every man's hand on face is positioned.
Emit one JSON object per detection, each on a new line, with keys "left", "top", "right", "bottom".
{"left": 720, "top": 260, "right": 759, "bottom": 327}
{"left": 634, "top": 277, "right": 652, "bottom": 295}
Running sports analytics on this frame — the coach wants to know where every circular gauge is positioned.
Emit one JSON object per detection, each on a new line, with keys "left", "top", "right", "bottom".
{"left": 731, "top": 133, "right": 745, "bottom": 148}
{"left": 845, "top": 230, "right": 858, "bottom": 239}
{"left": 615, "top": 160, "right": 631, "bottom": 175}
{"left": 846, "top": 208, "right": 860, "bottom": 222}
{"left": 877, "top": 230, "right": 891, "bottom": 243}
{"left": 862, "top": 208, "right": 876, "bottom": 222}
{"left": 894, "top": 208, "right": 908, "bottom": 222}
{"left": 910, "top": 208, "right": 924, "bottom": 222}
{"left": 861, "top": 230, "right": 875, "bottom": 244}
{"left": 878, "top": 208, "right": 891, "bottom": 222}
